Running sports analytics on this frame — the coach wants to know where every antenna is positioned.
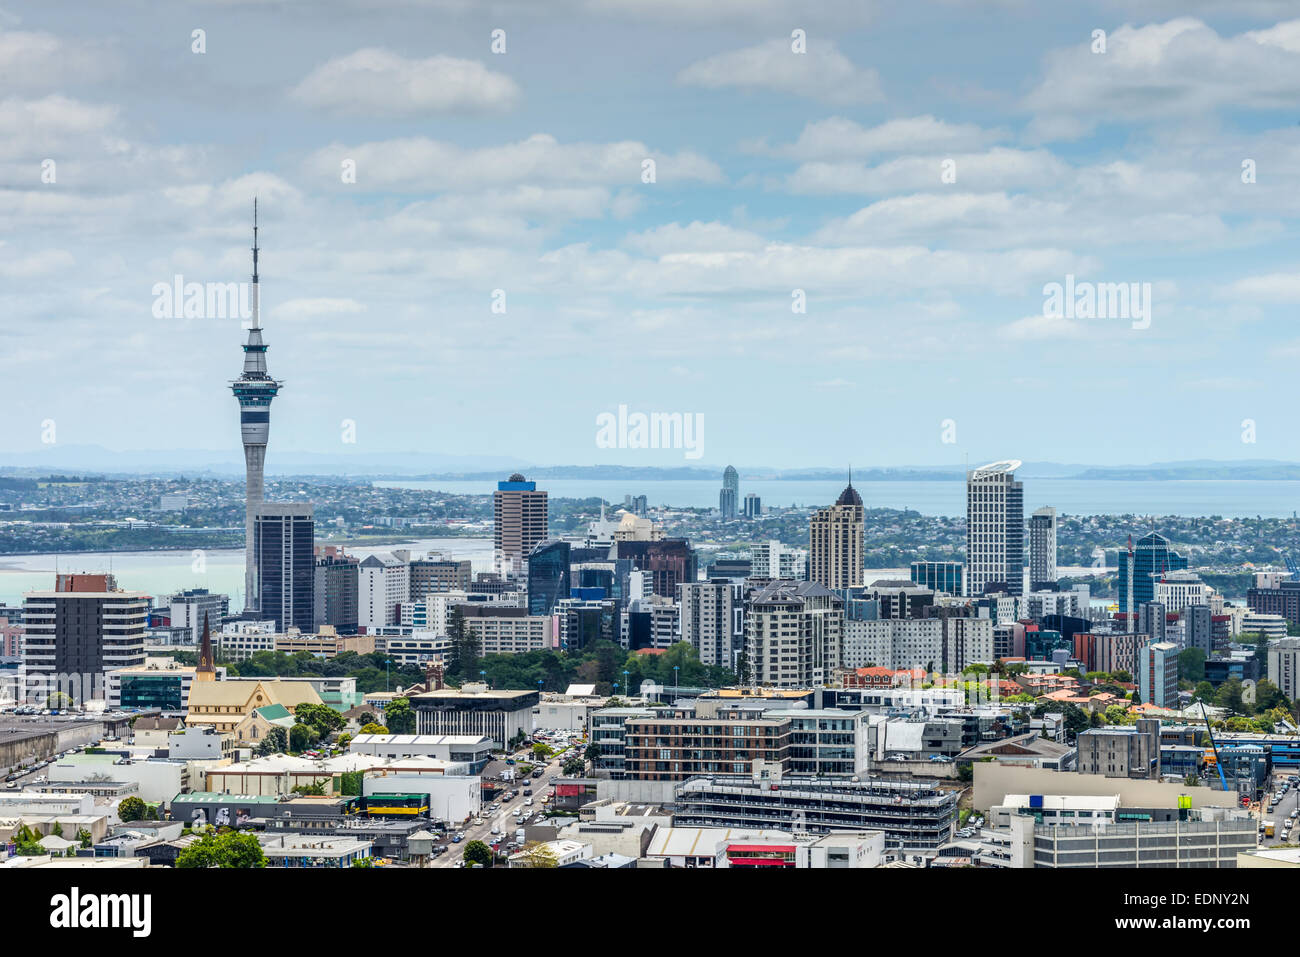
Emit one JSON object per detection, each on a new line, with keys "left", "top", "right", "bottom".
{"left": 250, "top": 197, "right": 261, "bottom": 330}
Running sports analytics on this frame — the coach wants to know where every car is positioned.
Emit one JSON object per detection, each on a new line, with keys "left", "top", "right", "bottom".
{"left": 531, "top": 769, "right": 543, "bottom": 778}
{"left": 525, "top": 798, "right": 533, "bottom": 806}
{"left": 451, "top": 833, "right": 464, "bottom": 843}
{"left": 473, "top": 817, "right": 484, "bottom": 826}
{"left": 5, "top": 782, "right": 16, "bottom": 790}
{"left": 523, "top": 788, "right": 532, "bottom": 796}
{"left": 490, "top": 826, "right": 501, "bottom": 835}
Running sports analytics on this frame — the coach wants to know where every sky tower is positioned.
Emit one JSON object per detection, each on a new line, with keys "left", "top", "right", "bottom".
{"left": 231, "top": 199, "right": 281, "bottom": 611}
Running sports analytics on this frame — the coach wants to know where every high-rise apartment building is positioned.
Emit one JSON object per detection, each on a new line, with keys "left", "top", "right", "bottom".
{"left": 678, "top": 579, "right": 744, "bottom": 668}
{"left": 719, "top": 465, "right": 739, "bottom": 519}
{"left": 744, "top": 579, "right": 843, "bottom": 688}
{"left": 751, "top": 541, "right": 808, "bottom": 581}
{"left": 743, "top": 492, "right": 762, "bottom": 519}
{"left": 22, "top": 576, "right": 148, "bottom": 704}
{"left": 254, "top": 504, "right": 315, "bottom": 632}
{"left": 167, "top": 589, "right": 230, "bottom": 644}
{"left": 1028, "top": 506, "right": 1057, "bottom": 589}
{"left": 359, "top": 553, "right": 410, "bottom": 632}
{"left": 1137, "top": 641, "right": 1179, "bottom": 708}
{"left": 408, "top": 554, "right": 472, "bottom": 597}
{"left": 809, "top": 481, "right": 864, "bottom": 590}
{"left": 1117, "top": 532, "right": 1188, "bottom": 616}
{"left": 493, "top": 474, "right": 548, "bottom": 577}
{"left": 965, "top": 460, "right": 1024, "bottom": 598}
{"left": 614, "top": 539, "right": 696, "bottom": 599}
{"left": 1183, "top": 604, "right": 1214, "bottom": 656}
{"left": 910, "top": 561, "right": 964, "bottom": 595}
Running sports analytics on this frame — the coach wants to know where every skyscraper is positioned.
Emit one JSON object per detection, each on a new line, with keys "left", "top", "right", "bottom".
{"left": 719, "top": 465, "right": 739, "bottom": 519}
{"left": 527, "top": 539, "right": 571, "bottom": 616}
{"left": 254, "top": 504, "right": 315, "bottom": 632}
{"left": 231, "top": 200, "right": 281, "bottom": 612}
{"left": 809, "top": 478, "right": 864, "bottom": 590}
{"left": 493, "top": 474, "right": 548, "bottom": 577}
{"left": 743, "top": 492, "right": 762, "bottom": 519}
{"left": 1117, "top": 532, "right": 1188, "bottom": 616}
{"left": 1028, "top": 506, "right": 1058, "bottom": 589}
{"left": 965, "top": 460, "right": 1024, "bottom": 598}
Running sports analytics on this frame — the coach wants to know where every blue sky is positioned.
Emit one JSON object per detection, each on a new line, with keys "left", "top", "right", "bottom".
{"left": 6, "top": 0, "right": 1300, "bottom": 471}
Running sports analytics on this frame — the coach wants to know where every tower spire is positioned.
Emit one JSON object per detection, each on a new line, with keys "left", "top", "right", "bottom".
{"left": 196, "top": 612, "right": 216, "bottom": 681}
{"left": 251, "top": 197, "right": 260, "bottom": 329}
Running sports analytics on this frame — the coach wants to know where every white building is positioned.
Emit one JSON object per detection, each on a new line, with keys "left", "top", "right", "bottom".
{"left": 1028, "top": 506, "right": 1057, "bottom": 587}
{"left": 359, "top": 553, "right": 410, "bottom": 631}
{"left": 1244, "top": 613, "right": 1288, "bottom": 641}
{"left": 842, "top": 617, "right": 992, "bottom": 673}
{"left": 750, "top": 541, "right": 809, "bottom": 581}
{"left": 678, "top": 580, "right": 744, "bottom": 668}
{"left": 1154, "top": 571, "right": 1209, "bottom": 615}
{"left": 965, "top": 461, "right": 1024, "bottom": 598}
{"left": 1268, "top": 638, "right": 1300, "bottom": 701}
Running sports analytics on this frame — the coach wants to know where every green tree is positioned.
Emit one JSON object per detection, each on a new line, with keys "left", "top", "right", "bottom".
{"left": 256, "top": 726, "right": 289, "bottom": 756}
{"left": 359, "top": 722, "right": 389, "bottom": 735}
{"left": 584, "top": 742, "right": 602, "bottom": 762}
{"left": 563, "top": 757, "right": 585, "bottom": 775}
{"left": 1178, "top": 648, "right": 1207, "bottom": 683}
{"left": 1194, "top": 681, "right": 1215, "bottom": 703}
{"left": 291, "top": 779, "right": 327, "bottom": 796}
{"left": 463, "top": 840, "right": 493, "bottom": 868}
{"left": 295, "top": 702, "right": 345, "bottom": 737}
{"left": 516, "top": 840, "right": 558, "bottom": 868}
{"left": 532, "top": 742, "right": 554, "bottom": 760}
{"left": 1216, "top": 678, "right": 1246, "bottom": 715}
{"left": 118, "top": 796, "right": 147, "bottom": 822}
{"left": 1255, "top": 679, "right": 1285, "bottom": 713}
{"left": 385, "top": 697, "right": 416, "bottom": 734}
{"left": 338, "top": 771, "right": 364, "bottom": 796}
{"left": 175, "top": 829, "right": 267, "bottom": 868}
{"left": 75, "top": 828, "right": 92, "bottom": 849}
{"left": 290, "top": 722, "right": 320, "bottom": 753}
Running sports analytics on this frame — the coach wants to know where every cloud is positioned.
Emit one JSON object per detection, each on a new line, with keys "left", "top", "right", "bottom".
{"left": 1224, "top": 271, "right": 1300, "bottom": 302}
{"left": 677, "top": 38, "right": 882, "bottom": 105}
{"left": 0, "top": 30, "right": 115, "bottom": 93}
{"left": 998, "top": 314, "right": 1087, "bottom": 341}
{"left": 291, "top": 48, "right": 520, "bottom": 115}
{"left": 272, "top": 298, "right": 366, "bottom": 322}
{"left": 1024, "top": 18, "right": 1300, "bottom": 139}
{"left": 758, "top": 115, "right": 1004, "bottom": 161}
{"left": 622, "top": 221, "right": 766, "bottom": 256}
{"left": 787, "top": 147, "right": 1065, "bottom": 195}
{"left": 303, "top": 133, "right": 723, "bottom": 190}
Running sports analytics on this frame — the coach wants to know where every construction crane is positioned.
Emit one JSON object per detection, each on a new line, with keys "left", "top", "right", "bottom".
{"left": 1286, "top": 554, "right": 1300, "bottom": 580}
{"left": 1199, "top": 700, "right": 1229, "bottom": 792}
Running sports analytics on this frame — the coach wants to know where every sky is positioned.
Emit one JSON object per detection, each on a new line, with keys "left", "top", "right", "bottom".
{"left": 7, "top": 0, "right": 1300, "bottom": 471}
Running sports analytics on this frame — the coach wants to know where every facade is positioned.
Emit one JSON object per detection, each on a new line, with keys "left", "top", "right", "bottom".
{"left": 107, "top": 659, "right": 198, "bottom": 711}
{"left": 678, "top": 579, "right": 744, "bottom": 668}
{"left": 494, "top": 474, "right": 548, "bottom": 577}
{"left": 254, "top": 504, "right": 315, "bottom": 632}
{"left": 751, "top": 541, "right": 809, "bottom": 581}
{"left": 589, "top": 706, "right": 656, "bottom": 778}
{"left": 1072, "top": 631, "right": 1149, "bottom": 676}
{"left": 359, "top": 553, "right": 410, "bottom": 632}
{"left": 780, "top": 708, "right": 870, "bottom": 777}
{"left": 809, "top": 482, "right": 864, "bottom": 590}
{"left": 744, "top": 579, "right": 844, "bottom": 688}
{"left": 459, "top": 605, "right": 551, "bottom": 655}
{"left": 167, "top": 590, "right": 230, "bottom": 644}
{"left": 719, "top": 465, "right": 739, "bottom": 519}
{"left": 622, "top": 704, "right": 792, "bottom": 781}
{"left": 910, "top": 561, "right": 964, "bottom": 595}
{"left": 1137, "top": 601, "right": 1167, "bottom": 643}
{"left": 743, "top": 493, "right": 762, "bottom": 519}
{"left": 409, "top": 686, "right": 539, "bottom": 748}
{"left": 1009, "top": 811, "right": 1255, "bottom": 868}
{"left": 1117, "top": 532, "right": 1189, "bottom": 614}
{"left": 614, "top": 539, "right": 696, "bottom": 599}
{"left": 1137, "top": 641, "right": 1179, "bottom": 708}
{"left": 1077, "top": 720, "right": 1162, "bottom": 779}
{"left": 526, "top": 539, "right": 571, "bottom": 617}
{"left": 1028, "top": 506, "right": 1057, "bottom": 589}
{"left": 1247, "top": 579, "right": 1300, "bottom": 629}
{"left": 1155, "top": 571, "right": 1208, "bottom": 615}
{"left": 1183, "top": 604, "right": 1214, "bottom": 656}
{"left": 965, "top": 460, "right": 1024, "bottom": 598}
{"left": 1268, "top": 638, "right": 1300, "bottom": 701}
{"left": 186, "top": 678, "right": 323, "bottom": 734}
{"left": 408, "top": 555, "right": 472, "bottom": 597}
{"left": 313, "top": 548, "right": 359, "bottom": 634}
{"left": 674, "top": 773, "right": 958, "bottom": 849}
{"left": 22, "top": 582, "right": 148, "bottom": 705}
{"left": 842, "top": 616, "right": 992, "bottom": 673}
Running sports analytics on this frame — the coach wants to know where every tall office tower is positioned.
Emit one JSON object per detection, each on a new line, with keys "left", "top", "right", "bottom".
{"left": 253, "top": 504, "right": 315, "bottom": 632}
{"left": 743, "top": 492, "right": 762, "bottom": 518}
{"left": 809, "top": 479, "right": 864, "bottom": 590}
{"left": 494, "top": 474, "right": 548, "bottom": 577}
{"left": 526, "top": 540, "right": 571, "bottom": 616}
{"left": 1028, "top": 506, "right": 1058, "bottom": 590}
{"left": 1183, "top": 604, "right": 1214, "bottom": 656}
{"left": 719, "top": 465, "right": 739, "bottom": 519}
{"left": 1117, "top": 532, "right": 1188, "bottom": 618}
{"left": 314, "top": 547, "right": 359, "bottom": 634}
{"left": 679, "top": 579, "right": 744, "bottom": 668}
{"left": 615, "top": 539, "right": 697, "bottom": 599}
{"left": 744, "top": 580, "right": 844, "bottom": 688}
{"left": 965, "top": 460, "right": 1024, "bottom": 598}
{"left": 231, "top": 201, "right": 282, "bottom": 612}
{"left": 22, "top": 575, "right": 147, "bottom": 705}
{"left": 1137, "top": 641, "right": 1179, "bottom": 708}
{"left": 623, "top": 494, "right": 648, "bottom": 517}
{"left": 358, "top": 553, "right": 410, "bottom": 631}
{"left": 1137, "top": 601, "right": 1166, "bottom": 643}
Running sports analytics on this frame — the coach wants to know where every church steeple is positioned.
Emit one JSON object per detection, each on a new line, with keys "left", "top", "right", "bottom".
{"left": 196, "top": 612, "right": 216, "bottom": 682}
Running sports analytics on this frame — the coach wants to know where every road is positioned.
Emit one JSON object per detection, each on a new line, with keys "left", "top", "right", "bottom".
{"left": 1259, "top": 773, "right": 1300, "bottom": 847}
{"left": 430, "top": 747, "right": 575, "bottom": 869}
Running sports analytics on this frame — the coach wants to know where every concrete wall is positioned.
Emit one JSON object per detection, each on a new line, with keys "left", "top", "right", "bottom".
{"left": 0, "top": 723, "right": 104, "bottom": 773}
{"left": 974, "top": 763, "right": 1229, "bottom": 813}
{"left": 595, "top": 779, "right": 677, "bottom": 805}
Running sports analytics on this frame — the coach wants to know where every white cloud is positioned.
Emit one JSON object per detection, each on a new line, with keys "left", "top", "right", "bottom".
{"left": 999, "top": 314, "right": 1086, "bottom": 340}
{"left": 677, "top": 38, "right": 882, "bottom": 105}
{"left": 303, "top": 133, "right": 723, "bottom": 190}
{"left": 787, "top": 147, "right": 1066, "bottom": 195}
{"left": 292, "top": 48, "right": 519, "bottom": 115}
{"left": 1224, "top": 271, "right": 1300, "bottom": 302}
{"left": 759, "top": 115, "right": 1004, "bottom": 161}
{"left": 272, "top": 298, "right": 366, "bottom": 322}
{"left": 1025, "top": 18, "right": 1300, "bottom": 139}
{"left": 622, "top": 221, "right": 766, "bottom": 256}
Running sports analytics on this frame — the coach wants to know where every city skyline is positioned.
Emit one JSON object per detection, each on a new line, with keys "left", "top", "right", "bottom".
{"left": 9, "top": 2, "right": 1300, "bottom": 468}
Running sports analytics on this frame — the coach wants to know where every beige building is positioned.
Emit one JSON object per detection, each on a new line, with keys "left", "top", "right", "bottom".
{"left": 493, "top": 474, "right": 548, "bottom": 576}
{"left": 809, "top": 482, "right": 864, "bottom": 590}
{"left": 274, "top": 626, "right": 375, "bottom": 659}
{"left": 186, "top": 679, "right": 323, "bottom": 734}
